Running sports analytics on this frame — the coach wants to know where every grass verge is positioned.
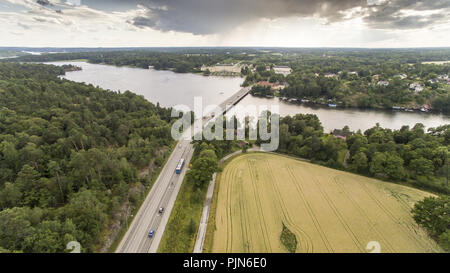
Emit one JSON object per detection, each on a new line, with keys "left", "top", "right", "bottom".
{"left": 157, "top": 175, "right": 207, "bottom": 252}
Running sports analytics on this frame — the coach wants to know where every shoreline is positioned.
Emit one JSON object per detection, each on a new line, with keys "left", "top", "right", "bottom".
{"left": 250, "top": 94, "right": 450, "bottom": 117}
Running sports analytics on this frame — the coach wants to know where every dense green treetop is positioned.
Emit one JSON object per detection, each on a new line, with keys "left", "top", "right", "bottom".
{"left": 0, "top": 62, "right": 175, "bottom": 252}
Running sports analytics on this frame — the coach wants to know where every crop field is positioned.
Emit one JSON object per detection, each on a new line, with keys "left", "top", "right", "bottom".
{"left": 210, "top": 153, "right": 442, "bottom": 253}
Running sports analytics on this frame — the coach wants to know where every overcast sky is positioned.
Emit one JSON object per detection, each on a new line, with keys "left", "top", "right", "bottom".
{"left": 0, "top": 0, "right": 449, "bottom": 47}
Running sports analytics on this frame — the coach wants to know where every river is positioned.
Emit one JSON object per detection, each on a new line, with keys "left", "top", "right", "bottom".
{"left": 48, "top": 61, "right": 449, "bottom": 132}
{"left": 236, "top": 96, "right": 449, "bottom": 132}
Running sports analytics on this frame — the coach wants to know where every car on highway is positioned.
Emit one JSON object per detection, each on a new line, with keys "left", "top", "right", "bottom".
{"left": 148, "top": 229, "right": 155, "bottom": 238}
{"left": 158, "top": 207, "right": 164, "bottom": 214}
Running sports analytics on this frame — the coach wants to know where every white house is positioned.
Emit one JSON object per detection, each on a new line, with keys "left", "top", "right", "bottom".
{"left": 394, "top": 74, "right": 407, "bottom": 80}
{"left": 377, "top": 80, "right": 389, "bottom": 86}
{"left": 324, "top": 73, "right": 338, "bottom": 78}
{"left": 409, "top": 83, "right": 424, "bottom": 93}
{"left": 273, "top": 65, "right": 292, "bottom": 76}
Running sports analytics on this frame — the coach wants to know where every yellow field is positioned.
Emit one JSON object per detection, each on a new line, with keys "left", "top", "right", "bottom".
{"left": 211, "top": 153, "right": 442, "bottom": 253}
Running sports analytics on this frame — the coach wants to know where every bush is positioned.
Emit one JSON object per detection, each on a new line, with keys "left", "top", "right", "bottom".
{"left": 280, "top": 223, "right": 297, "bottom": 253}
{"left": 439, "top": 230, "right": 450, "bottom": 252}
{"left": 412, "top": 195, "right": 450, "bottom": 251}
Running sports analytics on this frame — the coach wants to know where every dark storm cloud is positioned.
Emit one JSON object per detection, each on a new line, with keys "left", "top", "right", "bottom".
{"left": 130, "top": 0, "right": 367, "bottom": 34}
{"left": 13, "top": 0, "right": 448, "bottom": 34}
{"left": 36, "top": 0, "right": 50, "bottom": 6}
{"left": 80, "top": 0, "right": 143, "bottom": 12}
{"left": 364, "top": 0, "right": 450, "bottom": 29}
{"left": 122, "top": 0, "right": 450, "bottom": 34}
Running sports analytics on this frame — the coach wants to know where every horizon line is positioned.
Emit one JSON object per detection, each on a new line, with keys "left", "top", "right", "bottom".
{"left": 1, "top": 46, "right": 450, "bottom": 50}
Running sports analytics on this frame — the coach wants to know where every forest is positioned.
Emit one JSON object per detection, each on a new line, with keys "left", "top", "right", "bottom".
{"left": 0, "top": 63, "right": 175, "bottom": 253}
{"left": 8, "top": 50, "right": 235, "bottom": 74}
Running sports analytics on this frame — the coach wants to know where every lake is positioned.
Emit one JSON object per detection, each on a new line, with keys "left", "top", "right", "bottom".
{"left": 47, "top": 61, "right": 244, "bottom": 111}
{"left": 48, "top": 61, "right": 449, "bottom": 132}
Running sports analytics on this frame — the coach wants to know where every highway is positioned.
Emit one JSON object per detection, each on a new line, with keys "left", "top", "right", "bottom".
{"left": 115, "top": 86, "right": 251, "bottom": 253}
{"left": 115, "top": 138, "right": 193, "bottom": 253}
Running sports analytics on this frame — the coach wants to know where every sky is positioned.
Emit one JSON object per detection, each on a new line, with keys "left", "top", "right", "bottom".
{"left": 0, "top": 0, "right": 449, "bottom": 48}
